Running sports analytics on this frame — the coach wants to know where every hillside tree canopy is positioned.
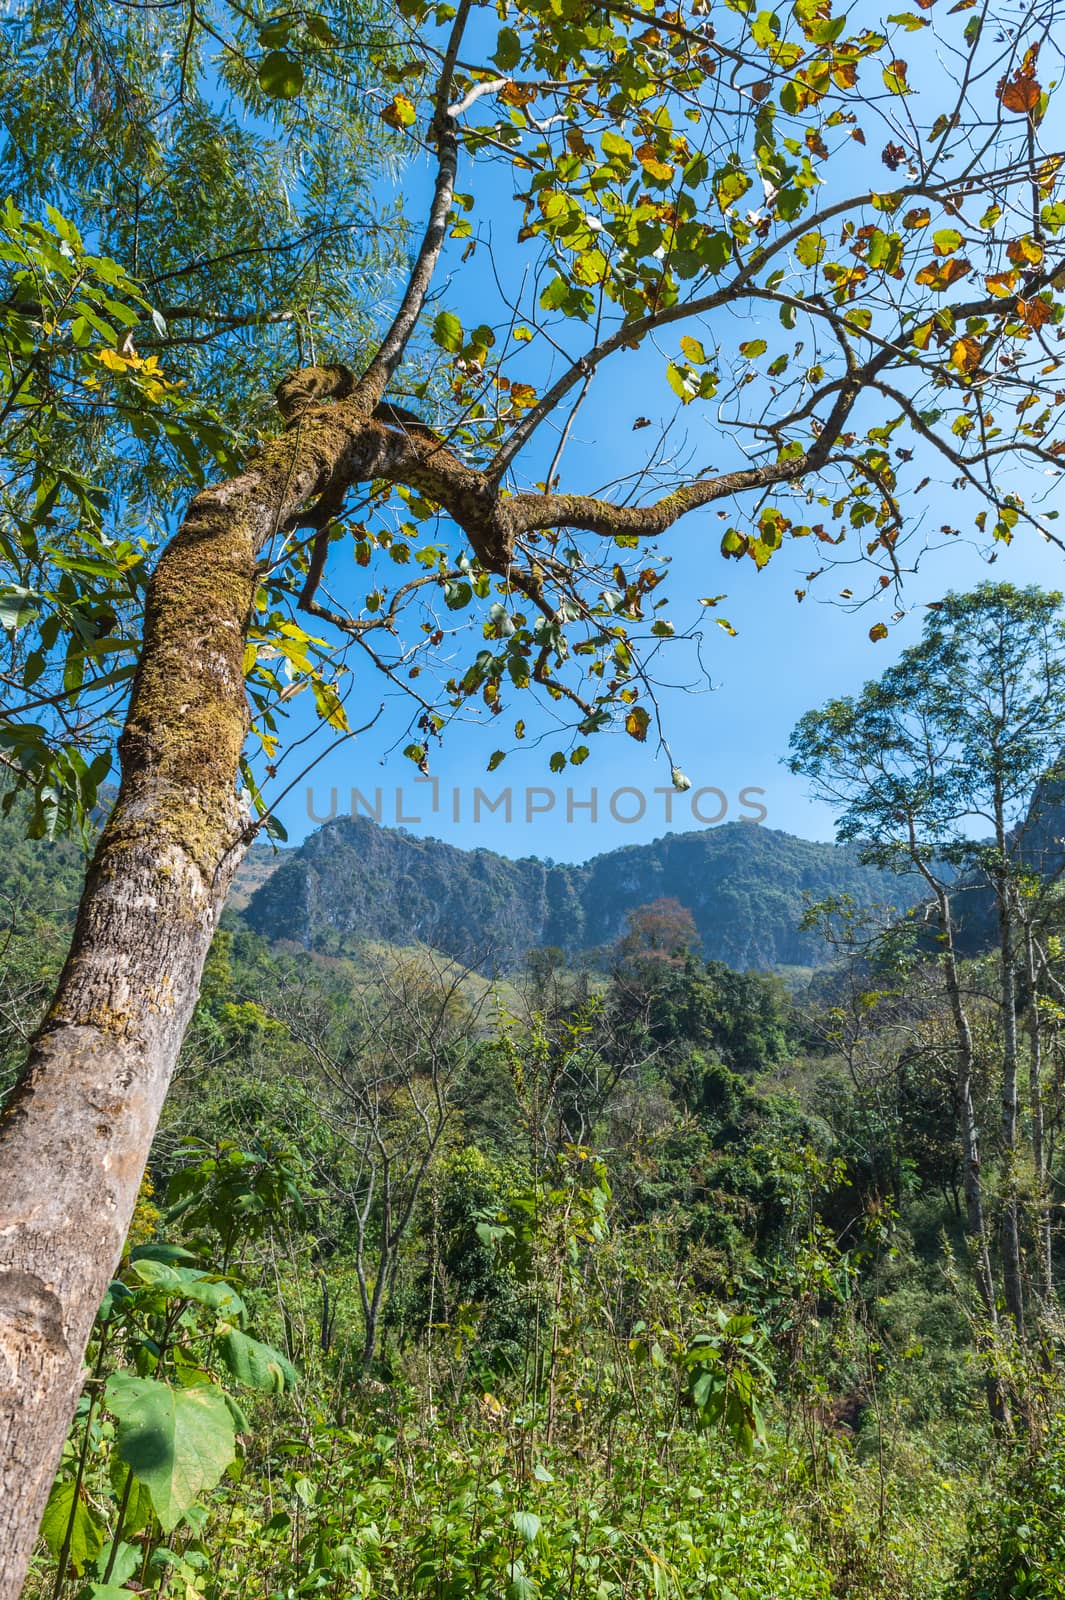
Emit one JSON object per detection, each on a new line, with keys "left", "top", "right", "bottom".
{"left": 2, "top": 0, "right": 1065, "bottom": 1586}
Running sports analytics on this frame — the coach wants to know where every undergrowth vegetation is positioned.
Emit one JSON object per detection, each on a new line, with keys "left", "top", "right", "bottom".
{"left": 6, "top": 842, "right": 1065, "bottom": 1600}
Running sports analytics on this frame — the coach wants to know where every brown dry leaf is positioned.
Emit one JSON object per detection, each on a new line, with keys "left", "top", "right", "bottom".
{"left": 1018, "top": 296, "right": 1053, "bottom": 329}
{"left": 999, "top": 73, "right": 1041, "bottom": 114}
{"left": 915, "top": 256, "right": 971, "bottom": 289}
{"left": 951, "top": 335, "right": 982, "bottom": 373}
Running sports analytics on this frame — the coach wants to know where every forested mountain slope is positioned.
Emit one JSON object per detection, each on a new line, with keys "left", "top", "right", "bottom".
{"left": 242, "top": 815, "right": 912, "bottom": 970}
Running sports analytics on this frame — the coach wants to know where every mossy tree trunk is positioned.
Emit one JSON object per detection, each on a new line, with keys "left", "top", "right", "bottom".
{"left": 0, "top": 405, "right": 380, "bottom": 1600}
{"left": 0, "top": 42, "right": 468, "bottom": 1568}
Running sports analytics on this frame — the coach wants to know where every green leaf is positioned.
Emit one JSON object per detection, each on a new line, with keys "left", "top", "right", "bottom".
{"left": 600, "top": 131, "right": 633, "bottom": 161}
{"left": 714, "top": 161, "right": 751, "bottom": 211}
{"left": 106, "top": 1374, "right": 236, "bottom": 1533}
{"left": 432, "top": 310, "right": 464, "bottom": 352}
{"left": 126, "top": 1258, "right": 245, "bottom": 1317}
{"left": 573, "top": 248, "right": 608, "bottom": 284}
{"left": 666, "top": 361, "right": 697, "bottom": 402}
{"left": 0, "top": 586, "right": 39, "bottom": 632}
{"left": 129, "top": 1242, "right": 199, "bottom": 1266}
{"left": 932, "top": 228, "right": 963, "bottom": 256}
{"left": 216, "top": 1326, "right": 299, "bottom": 1393}
{"left": 258, "top": 50, "right": 305, "bottom": 99}
{"left": 306, "top": 13, "right": 339, "bottom": 43}
{"left": 39, "top": 1479, "right": 105, "bottom": 1573}
{"left": 512, "top": 1510, "right": 542, "bottom": 1543}
{"left": 108, "top": 1454, "right": 156, "bottom": 1539}
{"left": 538, "top": 276, "right": 570, "bottom": 311}
{"left": 493, "top": 26, "right": 521, "bottom": 70}
{"left": 795, "top": 231, "right": 825, "bottom": 267}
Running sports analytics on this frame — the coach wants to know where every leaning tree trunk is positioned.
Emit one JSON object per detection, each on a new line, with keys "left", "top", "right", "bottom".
{"left": 1025, "top": 924, "right": 1053, "bottom": 1305}
{"left": 996, "top": 874, "right": 1025, "bottom": 1338}
{"left": 932, "top": 887, "right": 1010, "bottom": 1428}
{"left": 0, "top": 379, "right": 371, "bottom": 1600}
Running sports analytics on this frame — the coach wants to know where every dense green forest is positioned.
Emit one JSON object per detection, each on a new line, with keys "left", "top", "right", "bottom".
{"left": 8, "top": 581, "right": 1065, "bottom": 1600}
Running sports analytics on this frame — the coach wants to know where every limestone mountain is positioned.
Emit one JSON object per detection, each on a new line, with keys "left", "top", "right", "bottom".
{"left": 241, "top": 816, "right": 914, "bottom": 971}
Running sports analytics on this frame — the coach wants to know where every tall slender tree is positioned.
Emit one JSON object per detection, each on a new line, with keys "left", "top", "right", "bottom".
{"left": 790, "top": 584, "right": 1065, "bottom": 1360}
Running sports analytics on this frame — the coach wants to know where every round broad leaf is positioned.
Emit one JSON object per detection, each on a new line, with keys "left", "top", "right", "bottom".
{"left": 105, "top": 1374, "right": 236, "bottom": 1533}
{"left": 512, "top": 1510, "right": 542, "bottom": 1544}
{"left": 258, "top": 50, "right": 305, "bottom": 100}
{"left": 432, "top": 310, "right": 463, "bottom": 352}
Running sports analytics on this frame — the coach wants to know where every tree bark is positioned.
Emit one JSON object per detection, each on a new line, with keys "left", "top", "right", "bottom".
{"left": 993, "top": 820, "right": 1025, "bottom": 1336}
{"left": 1025, "top": 925, "right": 1053, "bottom": 1304}
{"left": 930, "top": 887, "right": 1010, "bottom": 1426}
{"left": 0, "top": 393, "right": 370, "bottom": 1600}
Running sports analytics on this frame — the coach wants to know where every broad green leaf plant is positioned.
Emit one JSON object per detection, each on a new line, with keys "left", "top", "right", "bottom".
{"left": 37, "top": 1145, "right": 301, "bottom": 1597}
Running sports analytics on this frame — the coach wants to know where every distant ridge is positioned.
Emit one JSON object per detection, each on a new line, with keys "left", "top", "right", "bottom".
{"left": 240, "top": 816, "right": 912, "bottom": 971}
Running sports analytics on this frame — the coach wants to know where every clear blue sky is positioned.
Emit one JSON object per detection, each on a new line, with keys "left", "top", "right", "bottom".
{"left": 259, "top": 53, "right": 1065, "bottom": 863}
{"left": 269, "top": 497, "right": 1065, "bottom": 860}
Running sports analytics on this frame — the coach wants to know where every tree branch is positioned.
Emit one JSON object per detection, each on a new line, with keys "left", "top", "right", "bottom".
{"left": 356, "top": 0, "right": 473, "bottom": 405}
{"left": 505, "top": 370, "right": 866, "bottom": 539}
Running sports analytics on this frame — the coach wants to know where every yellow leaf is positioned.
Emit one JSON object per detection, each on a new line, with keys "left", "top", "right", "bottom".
{"left": 882, "top": 59, "right": 910, "bottom": 94}
{"left": 1007, "top": 235, "right": 1044, "bottom": 267}
{"left": 950, "top": 336, "right": 982, "bottom": 373}
{"left": 312, "top": 677, "right": 350, "bottom": 732}
{"left": 985, "top": 270, "right": 1018, "bottom": 298}
{"left": 380, "top": 94, "right": 416, "bottom": 130}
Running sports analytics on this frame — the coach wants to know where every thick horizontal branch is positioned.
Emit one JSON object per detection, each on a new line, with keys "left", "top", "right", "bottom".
{"left": 506, "top": 371, "right": 865, "bottom": 538}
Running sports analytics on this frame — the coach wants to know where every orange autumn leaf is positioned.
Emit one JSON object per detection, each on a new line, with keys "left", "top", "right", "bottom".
{"left": 915, "top": 256, "right": 971, "bottom": 290}
{"left": 985, "top": 270, "right": 1018, "bottom": 297}
{"left": 999, "top": 73, "right": 1041, "bottom": 114}
{"left": 499, "top": 80, "right": 536, "bottom": 108}
{"left": 1018, "top": 296, "right": 1053, "bottom": 329}
{"left": 636, "top": 144, "right": 675, "bottom": 182}
{"left": 951, "top": 335, "right": 982, "bottom": 373}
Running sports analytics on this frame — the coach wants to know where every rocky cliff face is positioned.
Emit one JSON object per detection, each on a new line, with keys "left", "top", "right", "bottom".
{"left": 243, "top": 816, "right": 911, "bottom": 971}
